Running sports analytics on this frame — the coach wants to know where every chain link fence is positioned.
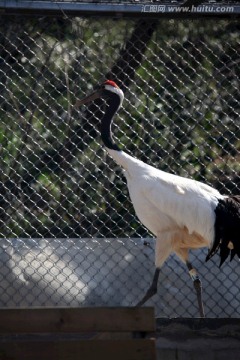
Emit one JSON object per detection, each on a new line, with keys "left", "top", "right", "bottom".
{"left": 0, "top": 15, "right": 239, "bottom": 316}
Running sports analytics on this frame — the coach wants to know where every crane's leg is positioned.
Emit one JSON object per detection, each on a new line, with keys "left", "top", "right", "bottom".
{"left": 186, "top": 261, "right": 205, "bottom": 318}
{"left": 136, "top": 268, "right": 160, "bottom": 307}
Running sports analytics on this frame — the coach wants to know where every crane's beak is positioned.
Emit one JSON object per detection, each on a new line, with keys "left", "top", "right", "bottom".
{"left": 74, "top": 89, "right": 102, "bottom": 108}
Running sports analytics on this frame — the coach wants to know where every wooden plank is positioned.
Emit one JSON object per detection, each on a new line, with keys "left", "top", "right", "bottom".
{"left": 0, "top": 339, "right": 156, "bottom": 360}
{"left": 0, "top": 307, "right": 155, "bottom": 334}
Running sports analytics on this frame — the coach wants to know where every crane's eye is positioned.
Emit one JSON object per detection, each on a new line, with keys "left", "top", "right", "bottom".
{"left": 98, "top": 83, "right": 106, "bottom": 90}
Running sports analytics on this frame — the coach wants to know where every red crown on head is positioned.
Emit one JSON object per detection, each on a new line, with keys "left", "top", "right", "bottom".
{"left": 104, "top": 80, "right": 119, "bottom": 88}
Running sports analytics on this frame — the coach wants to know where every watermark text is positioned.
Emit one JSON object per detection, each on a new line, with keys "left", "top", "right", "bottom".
{"left": 142, "top": 4, "right": 234, "bottom": 14}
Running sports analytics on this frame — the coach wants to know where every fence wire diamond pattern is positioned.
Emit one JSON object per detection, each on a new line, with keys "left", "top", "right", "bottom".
{"left": 0, "top": 16, "right": 239, "bottom": 316}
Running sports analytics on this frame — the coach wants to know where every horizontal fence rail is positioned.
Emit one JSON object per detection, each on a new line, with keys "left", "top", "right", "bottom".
{"left": 0, "top": 15, "right": 239, "bottom": 317}
{"left": 1, "top": 1, "right": 240, "bottom": 18}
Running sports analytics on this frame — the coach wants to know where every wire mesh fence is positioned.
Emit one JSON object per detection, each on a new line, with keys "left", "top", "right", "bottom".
{"left": 1, "top": 238, "right": 240, "bottom": 317}
{"left": 0, "top": 15, "right": 239, "bottom": 316}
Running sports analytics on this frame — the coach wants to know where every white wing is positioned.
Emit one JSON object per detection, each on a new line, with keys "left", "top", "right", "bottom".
{"left": 140, "top": 167, "right": 222, "bottom": 242}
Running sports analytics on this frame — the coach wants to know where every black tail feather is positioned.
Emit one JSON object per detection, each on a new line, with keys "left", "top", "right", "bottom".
{"left": 206, "top": 195, "right": 240, "bottom": 266}
{"left": 206, "top": 241, "right": 220, "bottom": 262}
{"left": 219, "top": 245, "right": 230, "bottom": 267}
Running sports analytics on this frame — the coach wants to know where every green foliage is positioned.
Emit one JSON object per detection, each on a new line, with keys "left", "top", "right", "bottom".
{"left": 0, "top": 17, "right": 239, "bottom": 238}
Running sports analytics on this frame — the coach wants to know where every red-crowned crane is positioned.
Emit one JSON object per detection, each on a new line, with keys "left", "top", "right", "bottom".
{"left": 75, "top": 80, "right": 240, "bottom": 318}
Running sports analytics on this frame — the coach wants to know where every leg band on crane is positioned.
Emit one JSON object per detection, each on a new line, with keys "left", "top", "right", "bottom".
{"left": 189, "top": 268, "right": 200, "bottom": 282}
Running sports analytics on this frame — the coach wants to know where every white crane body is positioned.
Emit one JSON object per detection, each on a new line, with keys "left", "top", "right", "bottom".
{"left": 108, "top": 148, "right": 223, "bottom": 267}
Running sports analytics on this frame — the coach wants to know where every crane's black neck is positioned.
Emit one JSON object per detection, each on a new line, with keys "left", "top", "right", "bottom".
{"left": 101, "top": 92, "right": 121, "bottom": 151}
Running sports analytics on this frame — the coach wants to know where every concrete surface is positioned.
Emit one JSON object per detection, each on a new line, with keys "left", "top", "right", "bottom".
{"left": 156, "top": 318, "right": 240, "bottom": 360}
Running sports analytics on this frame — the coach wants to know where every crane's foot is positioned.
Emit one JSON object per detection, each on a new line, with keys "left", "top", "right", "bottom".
{"left": 136, "top": 268, "right": 160, "bottom": 307}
